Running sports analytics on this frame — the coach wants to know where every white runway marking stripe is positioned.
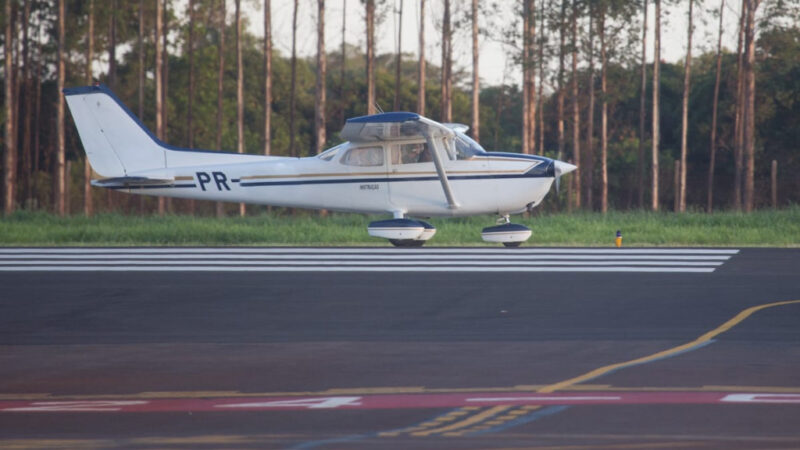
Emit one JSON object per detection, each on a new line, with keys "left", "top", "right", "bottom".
{"left": 0, "top": 248, "right": 735, "bottom": 273}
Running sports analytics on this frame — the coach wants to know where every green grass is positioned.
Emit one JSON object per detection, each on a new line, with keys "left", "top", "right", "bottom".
{"left": 1, "top": 207, "right": 798, "bottom": 247}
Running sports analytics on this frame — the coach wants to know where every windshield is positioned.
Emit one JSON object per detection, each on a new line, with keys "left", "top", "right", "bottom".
{"left": 454, "top": 132, "right": 486, "bottom": 159}
{"left": 317, "top": 143, "right": 347, "bottom": 161}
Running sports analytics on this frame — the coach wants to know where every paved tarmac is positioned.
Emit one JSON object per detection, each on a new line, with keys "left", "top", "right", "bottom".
{"left": 1, "top": 247, "right": 799, "bottom": 449}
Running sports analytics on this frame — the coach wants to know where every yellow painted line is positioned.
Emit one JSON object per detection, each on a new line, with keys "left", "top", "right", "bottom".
{"left": 174, "top": 176, "right": 194, "bottom": 181}
{"left": 538, "top": 299, "right": 800, "bottom": 393}
{"left": 411, "top": 405, "right": 512, "bottom": 436}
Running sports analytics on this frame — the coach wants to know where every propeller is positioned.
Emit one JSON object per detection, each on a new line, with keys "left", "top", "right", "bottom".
{"left": 553, "top": 160, "right": 577, "bottom": 194}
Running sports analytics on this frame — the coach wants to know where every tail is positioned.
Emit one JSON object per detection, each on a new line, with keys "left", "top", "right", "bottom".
{"left": 64, "top": 84, "right": 167, "bottom": 178}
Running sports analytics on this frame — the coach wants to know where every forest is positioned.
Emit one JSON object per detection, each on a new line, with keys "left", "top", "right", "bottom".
{"left": 1, "top": 0, "right": 799, "bottom": 217}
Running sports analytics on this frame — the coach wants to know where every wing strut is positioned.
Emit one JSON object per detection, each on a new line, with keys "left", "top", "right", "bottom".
{"left": 423, "top": 132, "right": 459, "bottom": 210}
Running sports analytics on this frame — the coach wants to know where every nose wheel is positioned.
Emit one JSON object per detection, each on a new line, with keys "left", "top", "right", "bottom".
{"left": 481, "top": 215, "right": 531, "bottom": 247}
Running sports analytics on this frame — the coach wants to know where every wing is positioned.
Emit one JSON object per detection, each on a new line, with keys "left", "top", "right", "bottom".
{"left": 340, "top": 113, "right": 459, "bottom": 209}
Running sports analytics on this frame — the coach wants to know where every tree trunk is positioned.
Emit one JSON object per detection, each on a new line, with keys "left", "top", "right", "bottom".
{"left": 522, "top": 0, "right": 529, "bottom": 154}
{"left": 651, "top": 0, "right": 661, "bottom": 211}
{"left": 637, "top": 0, "right": 647, "bottom": 208}
{"left": 707, "top": 0, "right": 724, "bottom": 213}
{"left": 55, "top": 0, "right": 66, "bottom": 216}
{"left": 4, "top": 0, "right": 16, "bottom": 214}
{"left": 108, "top": 0, "right": 117, "bottom": 89}
{"left": 235, "top": 0, "right": 245, "bottom": 216}
{"left": 742, "top": 0, "right": 759, "bottom": 212}
{"left": 138, "top": 0, "right": 144, "bottom": 119}
{"left": 471, "top": 0, "right": 479, "bottom": 142}
{"left": 537, "top": 0, "right": 545, "bottom": 154}
{"left": 556, "top": 0, "right": 566, "bottom": 161}
{"left": 522, "top": 0, "right": 536, "bottom": 155}
{"left": 264, "top": 0, "right": 272, "bottom": 155}
{"left": 289, "top": 0, "right": 298, "bottom": 155}
{"left": 341, "top": 0, "right": 346, "bottom": 125}
{"left": 571, "top": 0, "right": 580, "bottom": 209}
{"left": 394, "top": 0, "right": 403, "bottom": 111}
{"left": 417, "top": 0, "right": 426, "bottom": 115}
{"left": 732, "top": 0, "right": 745, "bottom": 210}
{"left": 366, "top": 0, "right": 375, "bottom": 115}
{"left": 22, "top": 0, "right": 33, "bottom": 209}
{"left": 188, "top": 0, "right": 195, "bottom": 149}
{"left": 216, "top": 0, "right": 225, "bottom": 218}
{"left": 600, "top": 7, "right": 608, "bottom": 213}
{"left": 85, "top": 0, "right": 95, "bottom": 216}
{"left": 585, "top": 8, "right": 594, "bottom": 209}
{"left": 441, "top": 0, "right": 452, "bottom": 123}
{"left": 315, "top": 0, "right": 327, "bottom": 154}
{"left": 155, "top": 0, "right": 164, "bottom": 215}
{"left": 163, "top": 0, "right": 171, "bottom": 214}
{"left": 678, "top": 0, "right": 693, "bottom": 213}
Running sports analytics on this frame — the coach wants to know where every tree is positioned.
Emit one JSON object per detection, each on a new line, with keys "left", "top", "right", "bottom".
{"left": 441, "top": 0, "right": 452, "bottom": 122}
{"left": 216, "top": 0, "right": 225, "bottom": 217}
{"left": 570, "top": 0, "right": 581, "bottom": 208}
{"left": 599, "top": 3, "right": 608, "bottom": 213}
{"left": 522, "top": 0, "right": 535, "bottom": 154}
{"left": 108, "top": 0, "right": 118, "bottom": 90}
{"left": 471, "top": 0, "right": 479, "bottom": 141}
{"left": 315, "top": 0, "right": 326, "bottom": 154}
{"left": 678, "top": 0, "right": 694, "bottom": 212}
{"left": 732, "top": 0, "right": 745, "bottom": 210}
{"left": 156, "top": 0, "right": 165, "bottom": 215}
{"left": 188, "top": 0, "right": 195, "bottom": 150}
{"left": 236, "top": 0, "right": 245, "bottom": 216}
{"left": 537, "top": 0, "right": 545, "bottom": 154}
{"left": 585, "top": 5, "right": 595, "bottom": 208}
{"left": 138, "top": 0, "right": 145, "bottom": 119}
{"left": 637, "top": 0, "right": 647, "bottom": 208}
{"left": 264, "top": 0, "right": 272, "bottom": 155}
{"left": 85, "top": 0, "right": 95, "bottom": 216}
{"left": 289, "top": 0, "right": 298, "bottom": 155}
{"left": 707, "top": 0, "right": 725, "bottom": 212}
{"left": 417, "top": 0, "right": 426, "bottom": 115}
{"left": 742, "top": 0, "right": 761, "bottom": 212}
{"left": 4, "top": 0, "right": 17, "bottom": 215}
{"left": 395, "top": 0, "right": 403, "bottom": 111}
{"left": 557, "top": 0, "right": 566, "bottom": 161}
{"left": 56, "top": 0, "right": 66, "bottom": 216}
{"left": 651, "top": 0, "right": 661, "bottom": 211}
{"left": 366, "top": 0, "right": 376, "bottom": 114}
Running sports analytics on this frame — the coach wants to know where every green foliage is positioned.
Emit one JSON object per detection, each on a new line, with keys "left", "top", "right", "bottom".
{"left": 1, "top": 207, "right": 798, "bottom": 246}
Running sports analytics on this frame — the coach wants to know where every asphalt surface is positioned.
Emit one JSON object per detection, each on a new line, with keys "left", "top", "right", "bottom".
{"left": 1, "top": 247, "right": 799, "bottom": 449}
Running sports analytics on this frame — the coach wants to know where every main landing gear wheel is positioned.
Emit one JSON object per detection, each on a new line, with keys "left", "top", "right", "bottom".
{"left": 481, "top": 216, "right": 532, "bottom": 247}
{"left": 368, "top": 218, "right": 436, "bottom": 247}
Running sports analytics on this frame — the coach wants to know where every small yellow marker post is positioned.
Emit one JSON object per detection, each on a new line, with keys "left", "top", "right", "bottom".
{"left": 615, "top": 230, "right": 622, "bottom": 248}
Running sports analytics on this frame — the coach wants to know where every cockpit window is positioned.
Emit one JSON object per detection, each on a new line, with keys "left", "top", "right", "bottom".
{"left": 454, "top": 132, "right": 486, "bottom": 160}
{"left": 391, "top": 142, "right": 432, "bottom": 165}
{"left": 340, "top": 146, "right": 384, "bottom": 167}
{"left": 317, "top": 143, "right": 346, "bottom": 161}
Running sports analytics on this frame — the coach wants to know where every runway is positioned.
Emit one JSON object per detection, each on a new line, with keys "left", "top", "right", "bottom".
{"left": 1, "top": 247, "right": 799, "bottom": 449}
{"left": 0, "top": 247, "right": 737, "bottom": 272}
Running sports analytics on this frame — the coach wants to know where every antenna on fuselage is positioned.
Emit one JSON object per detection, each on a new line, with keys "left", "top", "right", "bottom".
{"left": 374, "top": 103, "right": 385, "bottom": 114}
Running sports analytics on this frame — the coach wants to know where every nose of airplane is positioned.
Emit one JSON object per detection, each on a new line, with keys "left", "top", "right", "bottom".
{"left": 553, "top": 160, "right": 577, "bottom": 193}
{"left": 554, "top": 160, "right": 577, "bottom": 176}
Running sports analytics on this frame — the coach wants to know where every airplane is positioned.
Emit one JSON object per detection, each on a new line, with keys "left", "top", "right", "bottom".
{"left": 64, "top": 84, "right": 576, "bottom": 247}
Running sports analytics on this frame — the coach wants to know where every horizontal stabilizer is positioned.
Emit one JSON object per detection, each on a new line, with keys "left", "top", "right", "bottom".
{"left": 91, "top": 176, "right": 174, "bottom": 188}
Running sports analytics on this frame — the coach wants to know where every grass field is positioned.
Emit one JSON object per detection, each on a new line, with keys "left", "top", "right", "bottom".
{"left": 1, "top": 207, "right": 798, "bottom": 247}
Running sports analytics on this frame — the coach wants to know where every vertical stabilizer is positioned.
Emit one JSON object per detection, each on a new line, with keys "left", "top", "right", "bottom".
{"left": 64, "top": 85, "right": 166, "bottom": 177}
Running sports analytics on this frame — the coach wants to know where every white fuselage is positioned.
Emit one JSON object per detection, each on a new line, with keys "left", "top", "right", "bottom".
{"left": 120, "top": 141, "right": 555, "bottom": 217}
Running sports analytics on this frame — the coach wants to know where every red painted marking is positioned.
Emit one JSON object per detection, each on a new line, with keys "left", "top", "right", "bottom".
{"left": 1, "top": 392, "right": 799, "bottom": 413}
